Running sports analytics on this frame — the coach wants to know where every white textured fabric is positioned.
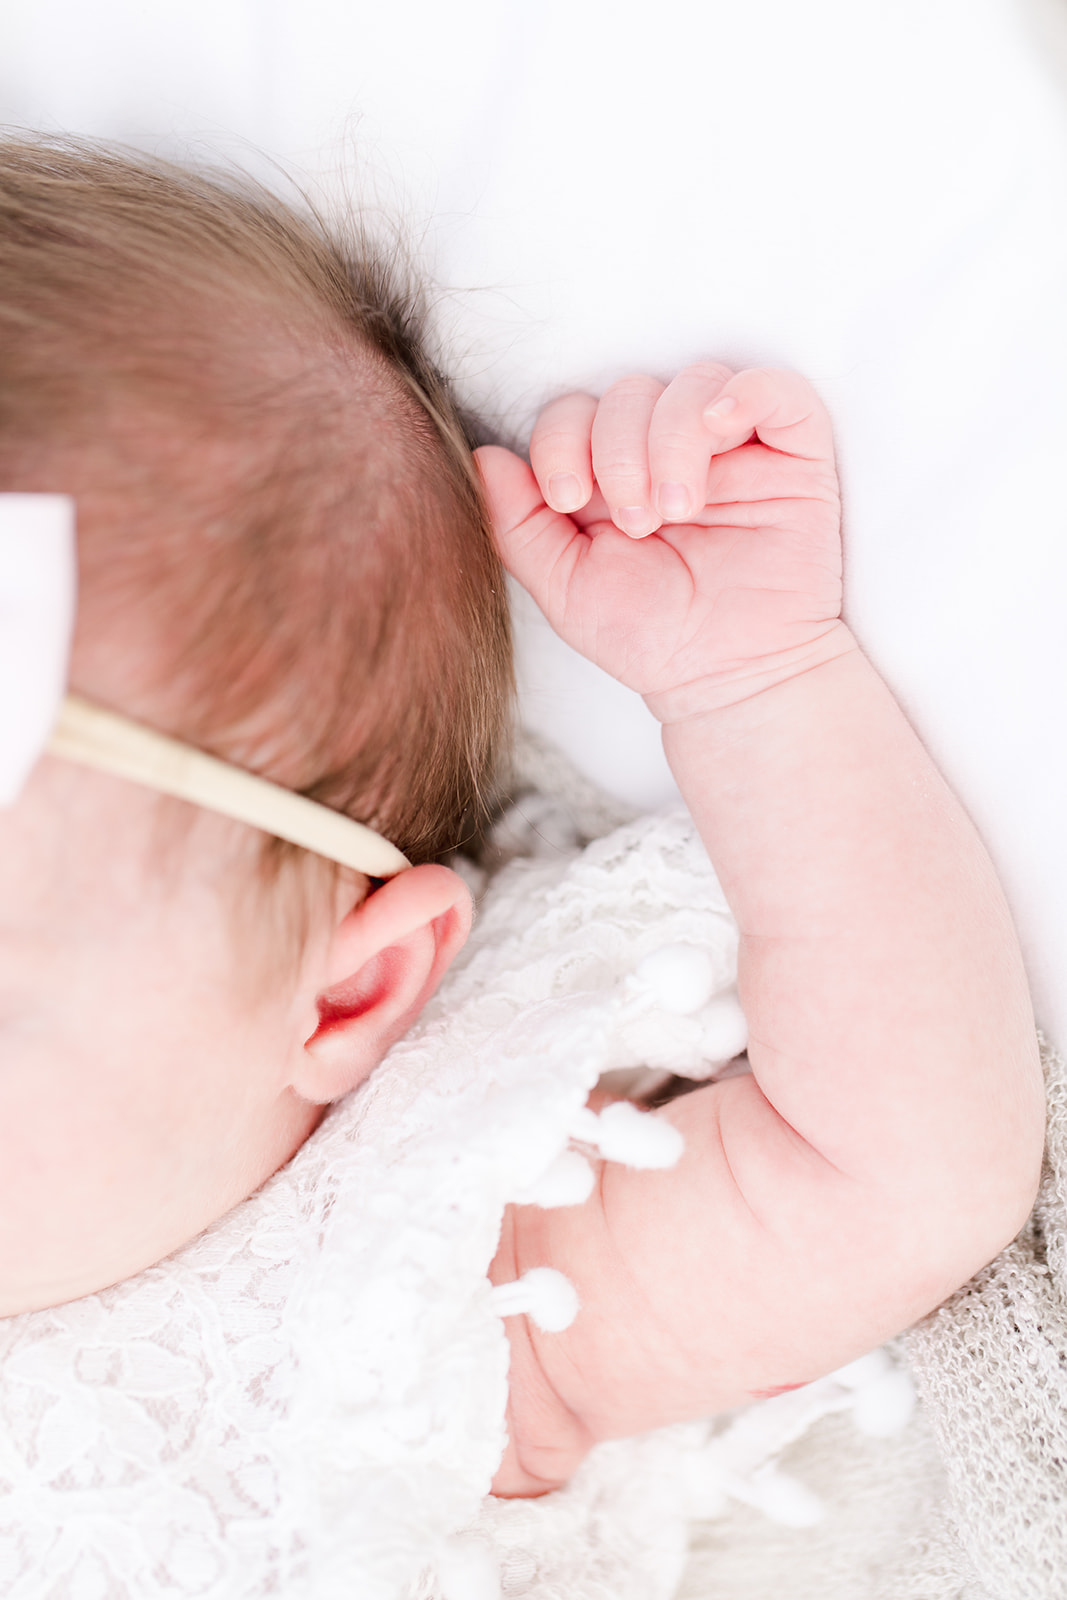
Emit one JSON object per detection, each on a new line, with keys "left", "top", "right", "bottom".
{"left": 0, "top": 807, "right": 915, "bottom": 1599}
{"left": 890, "top": 1037, "right": 1067, "bottom": 1600}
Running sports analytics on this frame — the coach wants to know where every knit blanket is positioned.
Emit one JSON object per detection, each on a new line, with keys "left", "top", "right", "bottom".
{"left": 673, "top": 1032, "right": 1067, "bottom": 1600}
{"left": 0, "top": 790, "right": 1062, "bottom": 1598}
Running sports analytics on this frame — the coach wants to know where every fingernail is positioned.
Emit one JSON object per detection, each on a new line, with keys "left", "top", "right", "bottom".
{"left": 547, "top": 472, "right": 583, "bottom": 512}
{"left": 658, "top": 482, "right": 690, "bottom": 519}
{"left": 616, "top": 506, "right": 654, "bottom": 537}
{"left": 704, "top": 394, "right": 737, "bottom": 423}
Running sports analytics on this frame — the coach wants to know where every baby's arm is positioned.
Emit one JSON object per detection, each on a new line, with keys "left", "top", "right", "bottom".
{"left": 476, "top": 366, "right": 1045, "bottom": 1496}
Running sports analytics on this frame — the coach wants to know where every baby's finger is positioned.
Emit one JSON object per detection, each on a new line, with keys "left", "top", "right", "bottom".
{"left": 474, "top": 445, "right": 584, "bottom": 617}
{"left": 647, "top": 362, "right": 735, "bottom": 521}
{"left": 702, "top": 368, "right": 834, "bottom": 463}
{"left": 529, "top": 393, "right": 598, "bottom": 514}
{"left": 590, "top": 374, "right": 666, "bottom": 538}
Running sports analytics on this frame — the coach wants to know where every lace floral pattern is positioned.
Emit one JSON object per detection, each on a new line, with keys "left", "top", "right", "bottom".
{"left": 0, "top": 808, "right": 913, "bottom": 1599}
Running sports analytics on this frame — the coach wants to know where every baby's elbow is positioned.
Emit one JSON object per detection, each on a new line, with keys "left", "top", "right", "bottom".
{"left": 984, "top": 1045, "right": 1047, "bottom": 1243}
{"left": 989, "top": 1129, "right": 1045, "bottom": 1260}
{"left": 918, "top": 1067, "right": 1046, "bottom": 1307}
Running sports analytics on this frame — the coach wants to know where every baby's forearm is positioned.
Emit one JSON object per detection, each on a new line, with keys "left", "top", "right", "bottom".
{"left": 658, "top": 632, "right": 1044, "bottom": 1242}
{"left": 659, "top": 636, "right": 1043, "bottom": 1203}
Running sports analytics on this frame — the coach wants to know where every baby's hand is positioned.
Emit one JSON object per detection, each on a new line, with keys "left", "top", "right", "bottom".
{"left": 476, "top": 365, "right": 846, "bottom": 722}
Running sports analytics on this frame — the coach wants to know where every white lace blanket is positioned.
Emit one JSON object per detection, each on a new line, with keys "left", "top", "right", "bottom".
{"left": 0, "top": 808, "right": 919, "bottom": 1599}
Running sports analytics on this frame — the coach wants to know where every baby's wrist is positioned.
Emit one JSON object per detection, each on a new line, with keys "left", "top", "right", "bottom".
{"left": 643, "top": 622, "right": 859, "bottom": 727}
{"left": 490, "top": 1205, "right": 594, "bottom": 1497}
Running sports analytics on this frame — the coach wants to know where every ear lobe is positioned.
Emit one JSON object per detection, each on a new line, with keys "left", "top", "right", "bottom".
{"left": 292, "top": 863, "right": 472, "bottom": 1105}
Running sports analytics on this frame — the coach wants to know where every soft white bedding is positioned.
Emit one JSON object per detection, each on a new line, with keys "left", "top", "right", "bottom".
{"left": 3, "top": 0, "right": 1065, "bottom": 1045}
{"left": 0, "top": 802, "right": 925, "bottom": 1599}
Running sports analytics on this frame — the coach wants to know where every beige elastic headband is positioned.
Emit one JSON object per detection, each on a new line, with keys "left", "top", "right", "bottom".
{"left": 48, "top": 695, "right": 411, "bottom": 878}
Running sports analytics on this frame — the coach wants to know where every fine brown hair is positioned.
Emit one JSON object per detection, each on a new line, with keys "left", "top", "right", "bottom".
{"left": 0, "top": 135, "right": 513, "bottom": 914}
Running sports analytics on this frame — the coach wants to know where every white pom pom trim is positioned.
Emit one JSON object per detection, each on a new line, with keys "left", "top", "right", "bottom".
{"left": 511, "top": 1149, "right": 596, "bottom": 1208}
{"left": 698, "top": 990, "right": 749, "bottom": 1061}
{"left": 570, "top": 1100, "right": 684, "bottom": 1170}
{"left": 831, "top": 1350, "right": 890, "bottom": 1388}
{"left": 850, "top": 1368, "right": 916, "bottom": 1436}
{"left": 631, "top": 944, "right": 717, "bottom": 1015}
{"left": 488, "top": 1267, "right": 580, "bottom": 1332}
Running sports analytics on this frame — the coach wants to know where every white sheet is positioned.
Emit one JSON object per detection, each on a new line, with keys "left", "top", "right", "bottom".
{"left": 3, "top": 0, "right": 1066, "bottom": 1047}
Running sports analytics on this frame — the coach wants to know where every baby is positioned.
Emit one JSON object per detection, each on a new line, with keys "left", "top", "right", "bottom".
{"left": 0, "top": 135, "right": 512, "bottom": 1313}
{"left": 0, "top": 133, "right": 1046, "bottom": 1517}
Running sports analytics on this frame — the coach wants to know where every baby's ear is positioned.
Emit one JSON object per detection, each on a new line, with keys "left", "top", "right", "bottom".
{"left": 291, "top": 863, "right": 472, "bottom": 1104}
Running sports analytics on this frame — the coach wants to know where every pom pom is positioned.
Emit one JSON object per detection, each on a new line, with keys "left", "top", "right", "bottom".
{"left": 592, "top": 1101, "right": 684, "bottom": 1169}
{"left": 699, "top": 991, "right": 749, "bottom": 1061}
{"left": 488, "top": 1267, "right": 580, "bottom": 1332}
{"left": 850, "top": 1368, "right": 916, "bottom": 1436}
{"left": 831, "top": 1349, "right": 890, "bottom": 1389}
{"left": 633, "top": 944, "right": 717, "bottom": 1014}
{"left": 511, "top": 1149, "right": 596, "bottom": 1208}
{"left": 830, "top": 1348, "right": 916, "bottom": 1435}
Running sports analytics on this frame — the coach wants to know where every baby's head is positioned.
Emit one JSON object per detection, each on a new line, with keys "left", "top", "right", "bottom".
{"left": 0, "top": 137, "right": 512, "bottom": 1314}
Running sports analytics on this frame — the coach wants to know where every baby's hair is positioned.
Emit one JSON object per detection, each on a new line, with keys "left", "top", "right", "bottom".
{"left": 0, "top": 134, "right": 512, "bottom": 924}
